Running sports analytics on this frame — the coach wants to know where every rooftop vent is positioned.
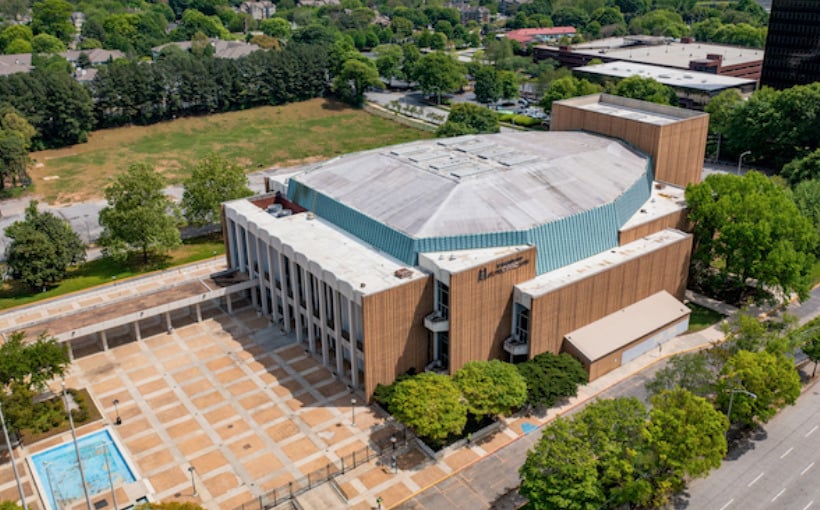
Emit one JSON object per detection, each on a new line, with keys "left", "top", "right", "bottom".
{"left": 267, "top": 203, "right": 283, "bottom": 215}
{"left": 394, "top": 268, "right": 413, "bottom": 279}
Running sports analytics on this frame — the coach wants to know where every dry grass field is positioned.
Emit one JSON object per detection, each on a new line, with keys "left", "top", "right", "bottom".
{"left": 29, "top": 98, "right": 432, "bottom": 204}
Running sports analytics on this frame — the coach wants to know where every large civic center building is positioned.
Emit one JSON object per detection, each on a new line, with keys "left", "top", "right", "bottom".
{"left": 221, "top": 94, "right": 708, "bottom": 397}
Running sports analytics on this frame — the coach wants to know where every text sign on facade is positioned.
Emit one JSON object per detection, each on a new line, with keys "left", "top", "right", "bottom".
{"left": 477, "top": 256, "right": 529, "bottom": 282}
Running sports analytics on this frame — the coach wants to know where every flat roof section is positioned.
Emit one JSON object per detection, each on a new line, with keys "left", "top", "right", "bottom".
{"left": 575, "top": 61, "right": 758, "bottom": 92}
{"left": 292, "top": 131, "right": 650, "bottom": 238}
{"left": 620, "top": 183, "right": 686, "bottom": 231}
{"left": 226, "top": 200, "right": 428, "bottom": 298}
{"left": 554, "top": 94, "right": 707, "bottom": 126}
{"left": 557, "top": 37, "right": 764, "bottom": 68}
{"left": 516, "top": 228, "right": 691, "bottom": 299}
{"left": 564, "top": 290, "right": 690, "bottom": 362}
{"left": 419, "top": 245, "right": 532, "bottom": 274}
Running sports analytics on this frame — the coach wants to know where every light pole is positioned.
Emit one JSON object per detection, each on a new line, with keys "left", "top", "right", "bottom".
{"left": 188, "top": 466, "right": 198, "bottom": 496}
{"left": 726, "top": 388, "right": 758, "bottom": 437}
{"left": 63, "top": 382, "right": 93, "bottom": 510}
{"left": 113, "top": 399, "right": 121, "bottom": 425}
{"left": 351, "top": 398, "right": 356, "bottom": 426}
{"left": 737, "top": 150, "right": 752, "bottom": 175}
{"left": 102, "top": 443, "right": 119, "bottom": 510}
{"left": 0, "top": 401, "right": 27, "bottom": 510}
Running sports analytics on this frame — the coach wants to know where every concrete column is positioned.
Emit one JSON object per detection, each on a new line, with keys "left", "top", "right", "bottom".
{"left": 304, "top": 271, "right": 315, "bottom": 353}
{"left": 99, "top": 330, "right": 108, "bottom": 351}
{"left": 134, "top": 321, "right": 141, "bottom": 341}
{"left": 266, "top": 246, "right": 279, "bottom": 322}
{"left": 258, "top": 239, "right": 270, "bottom": 317}
{"left": 333, "top": 291, "right": 344, "bottom": 376}
{"left": 235, "top": 225, "right": 246, "bottom": 272}
{"left": 290, "top": 259, "right": 303, "bottom": 344}
{"left": 347, "top": 299, "right": 358, "bottom": 388}
{"left": 166, "top": 312, "right": 173, "bottom": 333}
{"left": 67, "top": 341, "right": 74, "bottom": 361}
{"left": 279, "top": 252, "right": 290, "bottom": 332}
{"left": 226, "top": 293, "right": 233, "bottom": 314}
{"left": 195, "top": 303, "right": 202, "bottom": 322}
{"left": 318, "top": 282, "right": 329, "bottom": 367}
{"left": 226, "top": 219, "right": 238, "bottom": 268}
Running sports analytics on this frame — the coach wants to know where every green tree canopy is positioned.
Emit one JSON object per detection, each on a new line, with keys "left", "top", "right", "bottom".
{"left": 390, "top": 372, "right": 467, "bottom": 445}
{"left": 0, "top": 331, "right": 69, "bottom": 392}
{"left": 799, "top": 321, "right": 820, "bottom": 377}
{"left": 645, "top": 351, "right": 719, "bottom": 398}
{"left": 539, "top": 76, "right": 602, "bottom": 110}
{"left": 793, "top": 178, "right": 820, "bottom": 240}
{"left": 413, "top": 51, "right": 465, "bottom": 103}
{"left": 98, "top": 163, "right": 182, "bottom": 263}
{"left": 782, "top": 148, "right": 820, "bottom": 186}
{"left": 473, "top": 65, "right": 500, "bottom": 105}
{"left": 4, "top": 201, "right": 86, "bottom": 290}
{"left": 717, "top": 349, "right": 801, "bottom": 427}
{"left": 260, "top": 17, "right": 292, "bottom": 40}
{"left": 685, "top": 171, "right": 818, "bottom": 304}
{"left": 609, "top": 75, "right": 677, "bottom": 105}
{"left": 31, "top": 33, "right": 66, "bottom": 54}
{"left": 0, "top": 25, "right": 33, "bottom": 52}
{"left": 436, "top": 102, "right": 499, "bottom": 137}
{"left": 516, "top": 352, "right": 588, "bottom": 408}
{"left": 181, "top": 154, "right": 253, "bottom": 226}
{"left": 704, "top": 88, "right": 743, "bottom": 136}
{"left": 31, "top": 0, "right": 75, "bottom": 43}
{"left": 332, "top": 57, "right": 381, "bottom": 106}
{"left": 453, "top": 360, "right": 527, "bottom": 417}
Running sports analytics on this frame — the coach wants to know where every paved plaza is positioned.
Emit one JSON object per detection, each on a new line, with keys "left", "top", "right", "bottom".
{"left": 0, "top": 259, "right": 745, "bottom": 510}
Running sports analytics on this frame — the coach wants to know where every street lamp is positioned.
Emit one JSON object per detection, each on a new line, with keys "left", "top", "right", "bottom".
{"left": 351, "top": 398, "right": 356, "bottom": 426}
{"left": 726, "top": 388, "right": 758, "bottom": 437}
{"left": 63, "top": 381, "right": 93, "bottom": 510}
{"left": 390, "top": 436, "right": 397, "bottom": 451}
{"left": 737, "top": 150, "right": 752, "bottom": 175}
{"left": 188, "top": 466, "right": 198, "bottom": 496}
{"left": 113, "top": 399, "right": 121, "bottom": 425}
{"left": 0, "top": 401, "right": 27, "bottom": 510}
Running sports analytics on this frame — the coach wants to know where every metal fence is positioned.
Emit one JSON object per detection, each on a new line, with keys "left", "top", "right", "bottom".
{"left": 235, "top": 444, "right": 381, "bottom": 510}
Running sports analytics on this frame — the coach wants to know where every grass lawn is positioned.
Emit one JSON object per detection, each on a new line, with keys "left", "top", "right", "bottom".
{"left": 28, "top": 98, "right": 432, "bottom": 204}
{"left": 687, "top": 302, "right": 725, "bottom": 333}
{"left": 0, "top": 235, "right": 225, "bottom": 311}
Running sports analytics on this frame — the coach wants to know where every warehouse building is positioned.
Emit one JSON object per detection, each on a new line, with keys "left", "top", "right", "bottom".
{"left": 221, "top": 94, "right": 708, "bottom": 397}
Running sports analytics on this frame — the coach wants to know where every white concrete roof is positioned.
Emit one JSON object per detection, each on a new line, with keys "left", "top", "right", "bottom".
{"left": 516, "top": 228, "right": 690, "bottom": 300}
{"left": 575, "top": 61, "right": 758, "bottom": 92}
{"left": 293, "top": 131, "right": 649, "bottom": 238}
{"left": 419, "top": 245, "right": 531, "bottom": 275}
{"left": 564, "top": 37, "right": 764, "bottom": 68}
{"left": 224, "top": 200, "right": 427, "bottom": 300}
{"left": 620, "top": 183, "right": 686, "bottom": 231}
{"left": 564, "top": 290, "right": 690, "bottom": 361}
{"left": 555, "top": 93, "right": 706, "bottom": 126}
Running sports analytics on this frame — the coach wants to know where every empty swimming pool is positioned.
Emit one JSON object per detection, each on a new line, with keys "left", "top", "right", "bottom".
{"left": 30, "top": 428, "right": 136, "bottom": 510}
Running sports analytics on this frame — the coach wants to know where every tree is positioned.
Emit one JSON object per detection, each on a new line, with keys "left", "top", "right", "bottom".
{"left": 782, "top": 149, "right": 820, "bottom": 186}
{"left": 519, "top": 418, "right": 605, "bottom": 510}
{"left": 516, "top": 352, "right": 588, "bottom": 409}
{"left": 182, "top": 154, "right": 253, "bottom": 226}
{"left": 642, "top": 389, "right": 728, "bottom": 507}
{"left": 539, "top": 76, "right": 602, "bottom": 110}
{"left": 436, "top": 103, "right": 499, "bottom": 137}
{"left": 5, "top": 201, "right": 86, "bottom": 290}
{"left": 498, "top": 70, "right": 519, "bottom": 101}
{"left": 473, "top": 65, "right": 500, "bottom": 105}
{"left": 0, "top": 25, "right": 33, "bottom": 52}
{"left": 98, "top": 163, "right": 181, "bottom": 263}
{"left": 801, "top": 323, "right": 820, "bottom": 377}
{"left": 717, "top": 350, "right": 801, "bottom": 427}
{"left": 644, "top": 351, "right": 719, "bottom": 398}
{"left": 0, "top": 502, "right": 24, "bottom": 510}
{"left": 373, "top": 44, "right": 403, "bottom": 84}
{"left": 332, "top": 58, "right": 381, "bottom": 106}
{"left": 31, "top": 0, "right": 75, "bottom": 44}
{"left": 610, "top": 75, "right": 677, "bottom": 105}
{"left": 260, "top": 17, "right": 291, "bottom": 40}
{"left": 5, "top": 39, "right": 31, "bottom": 53}
{"left": 453, "top": 360, "right": 526, "bottom": 417}
{"left": 685, "top": 171, "right": 818, "bottom": 304}
{"left": 0, "top": 331, "right": 69, "bottom": 392}
{"left": 413, "top": 51, "right": 465, "bottom": 104}
{"left": 31, "top": 33, "right": 66, "bottom": 54}
{"left": 0, "top": 107, "right": 35, "bottom": 188}
{"left": 704, "top": 88, "right": 743, "bottom": 140}
{"left": 793, "top": 179, "right": 820, "bottom": 238}
{"left": 390, "top": 372, "right": 467, "bottom": 445}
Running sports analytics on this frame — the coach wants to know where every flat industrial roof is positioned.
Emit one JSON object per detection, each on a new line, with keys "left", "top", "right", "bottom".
{"left": 292, "top": 131, "right": 650, "bottom": 238}
{"left": 554, "top": 93, "right": 707, "bottom": 126}
{"left": 419, "top": 245, "right": 531, "bottom": 274}
{"left": 564, "top": 290, "right": 690, "bottom": 361}
{"left": 575, "top": 61, "right": 758, "bottom": 92}
{"left": 225, "top": 200, "right": 427, "bottom": 298}
{"left": 516, "top": 228, "right": 691, "bottom": 300}
{"left": 619, "top": 183, "right": 686, "bottom": 231}
{"left": 553, "top": 37, "right": 764, "bottom": 68}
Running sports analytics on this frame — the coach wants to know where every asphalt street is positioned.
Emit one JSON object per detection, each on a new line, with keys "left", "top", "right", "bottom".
{"left": 681, "top": 381, "right": 820, "bottom": 510}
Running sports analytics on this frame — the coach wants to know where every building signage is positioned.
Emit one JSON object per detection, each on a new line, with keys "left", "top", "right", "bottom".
{"left": 477, "top": 256, "right": 529, "bottom": 282}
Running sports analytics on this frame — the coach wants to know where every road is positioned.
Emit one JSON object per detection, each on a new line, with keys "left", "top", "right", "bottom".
{"left": 681, "top": 382, "right": 820, "bottom": 510}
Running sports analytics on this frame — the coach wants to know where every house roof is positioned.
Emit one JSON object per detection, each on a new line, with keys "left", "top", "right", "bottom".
{"left": 505, "top": 27, "right": 576, "bottom": 44}
{"left": 0, "top": 53, "right": 32, "bottom": 76}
